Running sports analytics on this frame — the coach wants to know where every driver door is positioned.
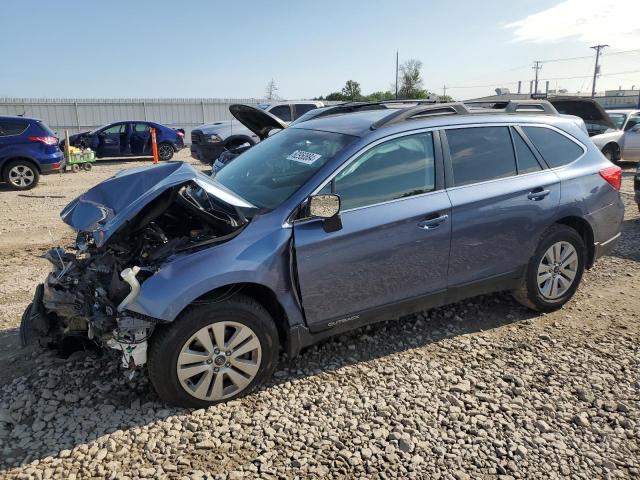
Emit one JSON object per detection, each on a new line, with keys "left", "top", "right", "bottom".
{"left": 97, "top": 123, "right": 125, "bottom": 157}
{"left": 622, "top": 114, "right": 640, "bottom": 161}
{"left": 293, "top": 131, "right": 451, "bottom": 332}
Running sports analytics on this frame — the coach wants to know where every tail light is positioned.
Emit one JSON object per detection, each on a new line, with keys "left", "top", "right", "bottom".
{"left": 599, "top": 165, "right": 622, "bottom": 191}
{"left": 29, "top": 136, "right": 58, "bottom": 146}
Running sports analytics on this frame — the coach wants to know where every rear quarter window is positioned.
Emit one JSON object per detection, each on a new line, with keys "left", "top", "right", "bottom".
{"left": 522, "top": 126, "right": 584, "bottom": 168}
{"left": 0, "top": 120, "right": 28, "bottom": 136}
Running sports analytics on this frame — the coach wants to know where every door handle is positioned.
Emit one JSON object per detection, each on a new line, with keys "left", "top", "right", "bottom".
{"left": 418, "top": 214, "right": 449, "bottom": 230}
{"left": 527, "top": 188, "right": 551, "bottom": 201}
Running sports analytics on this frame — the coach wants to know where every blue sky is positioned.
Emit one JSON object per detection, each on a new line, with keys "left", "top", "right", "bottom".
{"left": 1, "top": 0, "right": 639, "bottom": 100}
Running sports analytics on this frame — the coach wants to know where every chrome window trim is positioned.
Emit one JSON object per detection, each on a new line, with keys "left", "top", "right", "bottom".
{"left": 443, "top": 122, "right": 587, "bottom": 191}
{"left": 284, "top": 128, "right": 439, "bottom": 227}
{"left": 285, "top": 120, "right": 587, "bottom": 226}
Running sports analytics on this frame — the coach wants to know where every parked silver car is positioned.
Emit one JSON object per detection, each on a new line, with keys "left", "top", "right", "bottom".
{"left": 591, "top": 109, "right": 640, "bottom": 163}
{"left": 190, "top": 101, "right": 324, "bottom": 163}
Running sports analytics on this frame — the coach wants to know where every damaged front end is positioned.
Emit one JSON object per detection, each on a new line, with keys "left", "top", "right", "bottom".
{"left": 21, "top": 162, "right": 254, "bottom": 376}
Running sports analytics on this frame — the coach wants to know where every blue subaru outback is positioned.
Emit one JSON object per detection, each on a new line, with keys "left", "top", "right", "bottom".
{"left": 22, "top": 101, "right": 624, "bottom": 407}
{"left": 0, "top": 116, "right": 64, "bottom": 190}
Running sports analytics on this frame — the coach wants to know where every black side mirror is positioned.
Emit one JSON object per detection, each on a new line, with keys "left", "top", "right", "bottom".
{"left": 308, "top": 194, "right": 342, "bottom": 232}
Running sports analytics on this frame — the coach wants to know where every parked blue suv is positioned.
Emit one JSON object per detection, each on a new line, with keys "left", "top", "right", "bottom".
{"left": 22, "top": 101, "right": 624, "bottom": 407}
{"left": 0, "top": 116, "right": 64, "bottom": 190}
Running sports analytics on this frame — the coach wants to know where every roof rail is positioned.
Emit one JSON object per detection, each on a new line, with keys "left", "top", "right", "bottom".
{"left": 465, "top": 99, "right": 558, "bottom": 115}
{"left": 371, "top": 99, "right": 559, "bottom": 129}
{"left": 371, "top": 102, "right": 470, "bottom": 129}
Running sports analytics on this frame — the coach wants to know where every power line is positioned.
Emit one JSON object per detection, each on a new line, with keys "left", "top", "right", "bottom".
{"left": 539, "top": 48, "right": 640, "bottom": 64}
{"left": 445, "top": 70, "right": 640, "bottom": 90}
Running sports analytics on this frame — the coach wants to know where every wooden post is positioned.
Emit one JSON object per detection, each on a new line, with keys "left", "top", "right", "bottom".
{"left": 64, "top": 129, "right": 71, "bottom": 171}
{"left": 151, "top": 128, "right": 159, "bottom": 164}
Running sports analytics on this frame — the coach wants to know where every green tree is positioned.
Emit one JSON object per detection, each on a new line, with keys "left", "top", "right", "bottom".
{"left": 325, "top": 91, "right": 346, "bottom": 101}
{"left": 364, "top": 90, "right": 396, "bottom": 101}
{"left": 438, "top": 94, "right": 454, "bottom": 102}
{"left": 341, "top": 80, "right": 362, "bottom": 101}
{"left": 398, "top": 59, "right": 425, "bottom": 99}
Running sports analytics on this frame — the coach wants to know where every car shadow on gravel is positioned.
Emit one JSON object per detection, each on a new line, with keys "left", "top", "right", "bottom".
{"left": 1, "top": 291, "right": 541, "bottom": 470}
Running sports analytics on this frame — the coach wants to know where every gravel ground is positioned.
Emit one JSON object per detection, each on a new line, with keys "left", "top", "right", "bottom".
{"left": 0, "top": 155, "right": 638, "bottom": 479}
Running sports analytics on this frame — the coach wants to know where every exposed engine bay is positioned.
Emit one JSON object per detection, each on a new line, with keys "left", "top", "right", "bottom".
{"left": 21, "top": 175, "right": 248, "bottom": 376}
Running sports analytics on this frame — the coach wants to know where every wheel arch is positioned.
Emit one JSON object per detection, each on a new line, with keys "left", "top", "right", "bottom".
{"left": 554, "top": 216, "right": 595, "bottom": 268}
{"left": 601, "top": 141, "right": 621, "bottom": 161}
{"left": 1, "top": 156, "right": 42, "bottom": 176}
{"left": 224, "top": 135, "right": 256, "bottom": 149}
{"left": 186, "top": 282, "right": 291, "bottom": 353}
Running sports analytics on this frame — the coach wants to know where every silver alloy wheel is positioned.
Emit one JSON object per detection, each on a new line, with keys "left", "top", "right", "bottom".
{"left": 537, "top": 241, "right": 579, "bottom": 299}
{"left": 8, "top": 165, "right": 35, "bottom": 188}
{"left": 176, "top": 321, "right": 262, "bottom": 401}
{"left": 158, "top": 144, "right": 173, "bottom": 160}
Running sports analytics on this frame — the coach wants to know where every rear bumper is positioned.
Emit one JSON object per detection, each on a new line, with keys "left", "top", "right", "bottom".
{"left": 39, "top": 151, "right": 65, "bottom": 174}
{"left": 190, "top": 144, "right": 224, "bottom": 164}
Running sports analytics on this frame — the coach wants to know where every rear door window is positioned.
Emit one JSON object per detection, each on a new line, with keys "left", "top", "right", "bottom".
{"left": 0, "top": 120, "right": 28, "bottom": 136}
{"left": 103, "top": 124, "right": 125, "bottom": 134}
{"left": 511, "top": 128, "right": 542, "bottom": 174}
{"left": 446, "top": 126, "right": 517, "bottom": 187}
{"left": 269, "top": 105, "right": 292, "bottom": 122}
{"left": 522, "top": 126, "right": 584, "bottom": 168}
{"left": 134, "top": 123, "right": 151, "bottom": 132}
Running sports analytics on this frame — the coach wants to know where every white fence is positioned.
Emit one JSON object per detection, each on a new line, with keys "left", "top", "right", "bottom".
{"left": 0, "top": 98, "right": 268, "bottom": 143}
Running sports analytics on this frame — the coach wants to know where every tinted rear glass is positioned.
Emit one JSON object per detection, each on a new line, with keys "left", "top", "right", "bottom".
{"left": 511, "top": 128, "right": 542, "bottom": 174}
{"left": 522, "top": 126, "right": 584, "bottom": 168}
{"left": 269, "top": 105, "right": 292, "bottom": 122}
{"left": 446, "top": 126, "right": 517, "bottom": 187}
{"left": 36, "top": 121, "right": 56, "bottom": 137}
{"left": 0, "top": 120, "right": 28, "bottom": 136}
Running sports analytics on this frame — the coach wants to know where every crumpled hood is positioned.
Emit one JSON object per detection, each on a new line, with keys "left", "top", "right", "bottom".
{"left": 61, "top": 162, "right": 255, "bottom": 247}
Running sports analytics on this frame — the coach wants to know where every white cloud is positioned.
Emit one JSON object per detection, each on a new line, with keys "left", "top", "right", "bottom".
{"left": 506, "top": 0, "right": 640, "bottom": 50}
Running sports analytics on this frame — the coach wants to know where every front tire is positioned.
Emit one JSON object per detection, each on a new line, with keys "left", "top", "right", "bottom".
{"left": 148, "top": 294, "right": 280, "bottom": 407}
{"left": 158, "top": 142, "right": 174, "bottom": 161}
{"left": 512, "top": 224, "right": 585, "bottom": 312}
{"left": 602, "top": 144, "right": 619, "bottom": 164}
{"left": 4, "top": 159, "right": 39, "bottom": 190}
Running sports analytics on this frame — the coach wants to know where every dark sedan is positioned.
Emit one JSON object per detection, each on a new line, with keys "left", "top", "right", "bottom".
{"left": 61, "top": 121, "right": 184, "bottom": 161}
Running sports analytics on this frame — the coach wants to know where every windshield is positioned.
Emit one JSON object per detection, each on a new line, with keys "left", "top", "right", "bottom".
{"left": 214, "top": 128, "right": 357, "bottom": 209}
{"left": 608, "top": 113, "right": 627, "bottom": 129}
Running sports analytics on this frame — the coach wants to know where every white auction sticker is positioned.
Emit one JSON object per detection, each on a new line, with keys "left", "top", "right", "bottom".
{"left": 287, "top": 150, "right": 322, "bottom": 165}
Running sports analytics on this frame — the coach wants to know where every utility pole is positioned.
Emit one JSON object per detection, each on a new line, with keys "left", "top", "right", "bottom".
{"left": 395, "top": 50, "right": 399, "bottom": 99}
{"left": 442, "top": 85, "right": 447, "bottom": 99}
{"left": 590, "top": 44, "right": 608, "bottom": 98}
{"left": 532, "top": 61, "right": 542, "bottom": 94}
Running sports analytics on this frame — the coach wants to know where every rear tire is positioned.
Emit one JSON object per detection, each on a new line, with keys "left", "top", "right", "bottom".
{"left": 512, "top": 224, "right": 585, "bottom": 312}
{"left": 148, "top": 294, "right": 280, "bottom": 408}
{"left": 4, "top": 159, "right": 39, "bottom": 190}
{"left": 158, "top": 143, "right": 174, "bottom": 161}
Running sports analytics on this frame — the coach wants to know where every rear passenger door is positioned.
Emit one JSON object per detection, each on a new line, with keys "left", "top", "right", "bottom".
{"left": 442, "top": 125, "right": 561, "bottom": 287}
